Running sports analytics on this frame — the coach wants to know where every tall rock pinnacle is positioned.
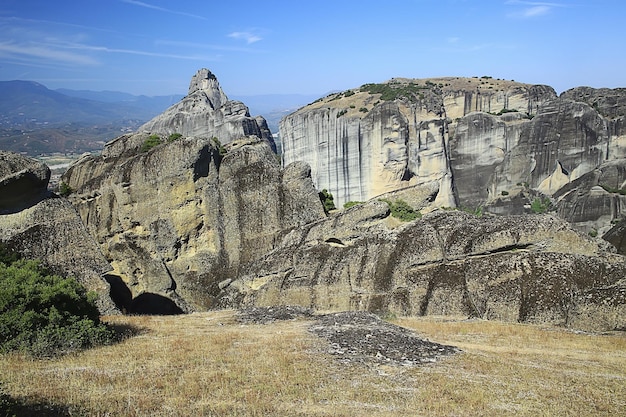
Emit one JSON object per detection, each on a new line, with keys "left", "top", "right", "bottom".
{"left": 188, "top": 68, "right": 228, "bottom": 109}
{"left": 139, "top": 68, "right": 274, "bottom": 149}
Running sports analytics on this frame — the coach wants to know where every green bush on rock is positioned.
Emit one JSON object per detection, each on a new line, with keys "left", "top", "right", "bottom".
{"left": 380, "top": 198, "right": 421, "bottom": 222}
{"left": 0, "top": 246, "right": 114, "bottom": 357}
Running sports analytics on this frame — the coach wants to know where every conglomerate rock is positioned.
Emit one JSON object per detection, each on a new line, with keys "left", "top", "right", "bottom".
{"left": 63, "top": 134, "right": 326, "bottom": 312}
{"left": 0, "top": 152, "right": 117, "bottom": 313}
{"left": 227, "top": 206, "right": 626, "bottom": 332}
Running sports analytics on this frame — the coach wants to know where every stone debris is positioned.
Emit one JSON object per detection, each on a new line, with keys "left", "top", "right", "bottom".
{"left": 236, "top": 306, "right": 460, "bottom": 366}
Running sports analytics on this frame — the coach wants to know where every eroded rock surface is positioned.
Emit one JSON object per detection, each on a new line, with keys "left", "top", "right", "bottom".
{"left": 280, "top": 80, "right": 626, "bottom": 240}
{"left": 0, "top": 152, "right": 117, "bottom": 313}
{"left": 63, "top": 134, "right": 325, "bottom": 312}
{"left": 228, "top": 206, "right": 626, "bottom": 332}
{"left": 236, "top": 306, "right": 460, "bottom": 366}
{"left": 0, "top": 151, "right": 51, "bottom": 212}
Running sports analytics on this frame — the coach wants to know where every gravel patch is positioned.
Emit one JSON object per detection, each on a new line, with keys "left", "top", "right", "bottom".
{"left": 237, "top": 306, "right": 460, "bottom": 366}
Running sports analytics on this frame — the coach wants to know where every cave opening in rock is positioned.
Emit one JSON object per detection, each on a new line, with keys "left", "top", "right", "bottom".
{"left": 129, "top": 293, "right": 184, "bottom": 315}
{"left": 104, "top": 274, "right": 183, "bottom": 315}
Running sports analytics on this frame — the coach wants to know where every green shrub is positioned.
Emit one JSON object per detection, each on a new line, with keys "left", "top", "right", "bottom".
{"left": 318, "top": 189, "right": 336, "bottom": 213}
{"left": 501, "top": 190, "right": 509, "bottom": 196}
{"left": 343, "top": 201, "right": 363, "bottom": 209}
{"left": 380, "top": 198, "right": 421, "bottom": 222}
{"left": 344, "top": 90, "right": 355, "bottom": 97}
{"left": 530, "top": 197, "right": 553, "bottom": 214}
{"left": 140, "top": 134, "right": 162, "bottom": 152}
{"left": 359, "top": 83, "right": 428, "bottom": 103}
{"left": 168, "top": 133, "right": 183, "bottom": 142}
{"left": 359, "top": 107, "right": 369, "bottom": 113}
{"left": 211, "top": 137, "right": 227, "bottom": 156}
{"left": 0, "top": 247, "right": 114, "bottom": 357}
{"left": 58, "top": 181, "right": 73, "bottom": 197}
{"left": 336, "top": 109, "right": 348, "bottom": 118}
{"left": 460, "top": 205, "right": 483, "bottom": 217}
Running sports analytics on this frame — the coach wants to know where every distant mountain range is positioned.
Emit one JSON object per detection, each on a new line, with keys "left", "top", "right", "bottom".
{"left": 0, "top": 80, "right": 316, "bottom": 155}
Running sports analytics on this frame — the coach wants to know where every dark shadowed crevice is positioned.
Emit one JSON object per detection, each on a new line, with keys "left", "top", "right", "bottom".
{"left": 104, "top": 273, "right": 133, "bottom": 313}
{"left": 129, "top": 293, "right": 184, "bottom": 315}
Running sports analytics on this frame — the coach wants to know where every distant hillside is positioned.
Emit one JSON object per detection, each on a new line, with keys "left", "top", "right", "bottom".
{"left": 0, "top": 81, "right": 181, "bottom": 155}
{"left": 56, "top": 88, "right": 184, "bottom": 117}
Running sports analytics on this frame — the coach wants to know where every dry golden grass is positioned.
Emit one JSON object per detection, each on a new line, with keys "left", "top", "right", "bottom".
{"left": 1, "top": 311, "right": 625, "bottom": 416}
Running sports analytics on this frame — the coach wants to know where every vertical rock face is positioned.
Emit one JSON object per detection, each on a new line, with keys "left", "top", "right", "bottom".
{"left": 0, "top": 151, "right": 51, "bottom": 211}
{"left": 280, "top": 77, "right": 556, "bottom": 207}
{"left": 139, "top": 68, "right": 276, "bottom": 152}
{"left": 280, "top": 79, "right": 626, "bottom": 239}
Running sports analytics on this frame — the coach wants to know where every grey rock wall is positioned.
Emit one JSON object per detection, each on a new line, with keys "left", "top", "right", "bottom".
{"left": 0, "top": 152, "right": 117, "bottom": 314}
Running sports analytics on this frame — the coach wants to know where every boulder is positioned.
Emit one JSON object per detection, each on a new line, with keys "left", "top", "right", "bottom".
{"left": 0, "top": 151, "right": 50, "bottom": 212}
{"left": 0, "top": 152, "right": 117, "bottom": 314}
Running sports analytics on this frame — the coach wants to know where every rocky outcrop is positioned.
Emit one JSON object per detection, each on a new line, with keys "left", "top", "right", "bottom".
{"left": 139, "top": 68, "right": 276, "bottom": 152}
{"left": 0, "top": 151, "right": 51, "bottom": 212}
{"left": 0, "top": 152, "right": 117, "bottom": 313}
{"left": 226, "top": 205, "right": 626, "bottom": 332}
{"left": 281, "top": 79, "right": 626, "bottom": 241}
{"left": 280, "top": 77, "right": 556, "bottom": 207}
{"left": 63, "top": 133, "right": 325, "bottom": 312}
{"left": 56, "top": 70, "right": 626, "bottom": 331}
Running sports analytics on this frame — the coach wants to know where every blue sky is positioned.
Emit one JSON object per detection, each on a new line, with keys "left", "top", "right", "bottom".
{"left": 0, "top": 0, "right": 624, "bottom": 97}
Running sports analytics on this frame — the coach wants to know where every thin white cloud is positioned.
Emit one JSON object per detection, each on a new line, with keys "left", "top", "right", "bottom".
{"left": 0, "top": 41, "right": 99, "bottom": 66}
{"left": 120, "top": 0, "right": 207, "bottom": 20}
{"left": 505, "top": 0, "right": 567, "bottom": 18}
{"left": 60, "top": 42, "right": 219, "bottom": 61}
{"left": 155, "top": 39, "right": 260, "bottom": 53}
{"left": 228, "top": 31, "right": 262, "bottom": 44}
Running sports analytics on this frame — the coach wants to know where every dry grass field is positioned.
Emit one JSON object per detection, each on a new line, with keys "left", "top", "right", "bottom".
{"left": 1, "top": 310, "right": 625, "bottom": 416}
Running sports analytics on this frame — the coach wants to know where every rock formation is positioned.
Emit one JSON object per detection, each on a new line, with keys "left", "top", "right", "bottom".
{"left": 225, "top": 201, "right": 626, "bottom": 332}
{"left": 63, "top": 133, "right": 325, "bottom": 313}
{"left": 55, "top": 69, "right": 626, "bottom": 331}
{"left": 0, "top": 152, "right": 117, "bottom": 314}
{"left": 139, "top": 68, "right": 276, "bottom": 152}
{"left": 280, "top": 78, "right": 626, "bottom": 238}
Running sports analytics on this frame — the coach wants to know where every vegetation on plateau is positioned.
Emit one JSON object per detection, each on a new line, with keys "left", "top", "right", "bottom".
{"left": 140, "top": 134, "right": 163, "bottom": 153}
{"left": 359, "top": 82, "right": 428, "bottom": 103}
{"left": 343, "top": 201, "right": 363, "bottom": 209}
{"left": 0, "top": 245, "right": 114, "bottom": 358}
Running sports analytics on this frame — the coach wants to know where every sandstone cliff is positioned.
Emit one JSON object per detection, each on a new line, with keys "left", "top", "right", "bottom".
{"left": 280, "top": 79, "right": 626, "bottom": 238}
{"left": 56, "top": 70, "right": 626, "bottom": 331}
{"left": 63, "top": 133, "right": 325, "bottom": 312}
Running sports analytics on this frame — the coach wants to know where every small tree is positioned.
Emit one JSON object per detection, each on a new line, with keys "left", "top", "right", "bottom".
{"left": 58, "top": 181, "right": 73, "bottom": 197}
{"left": 319, "top": 189, "right": 336, "bottom": 213}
